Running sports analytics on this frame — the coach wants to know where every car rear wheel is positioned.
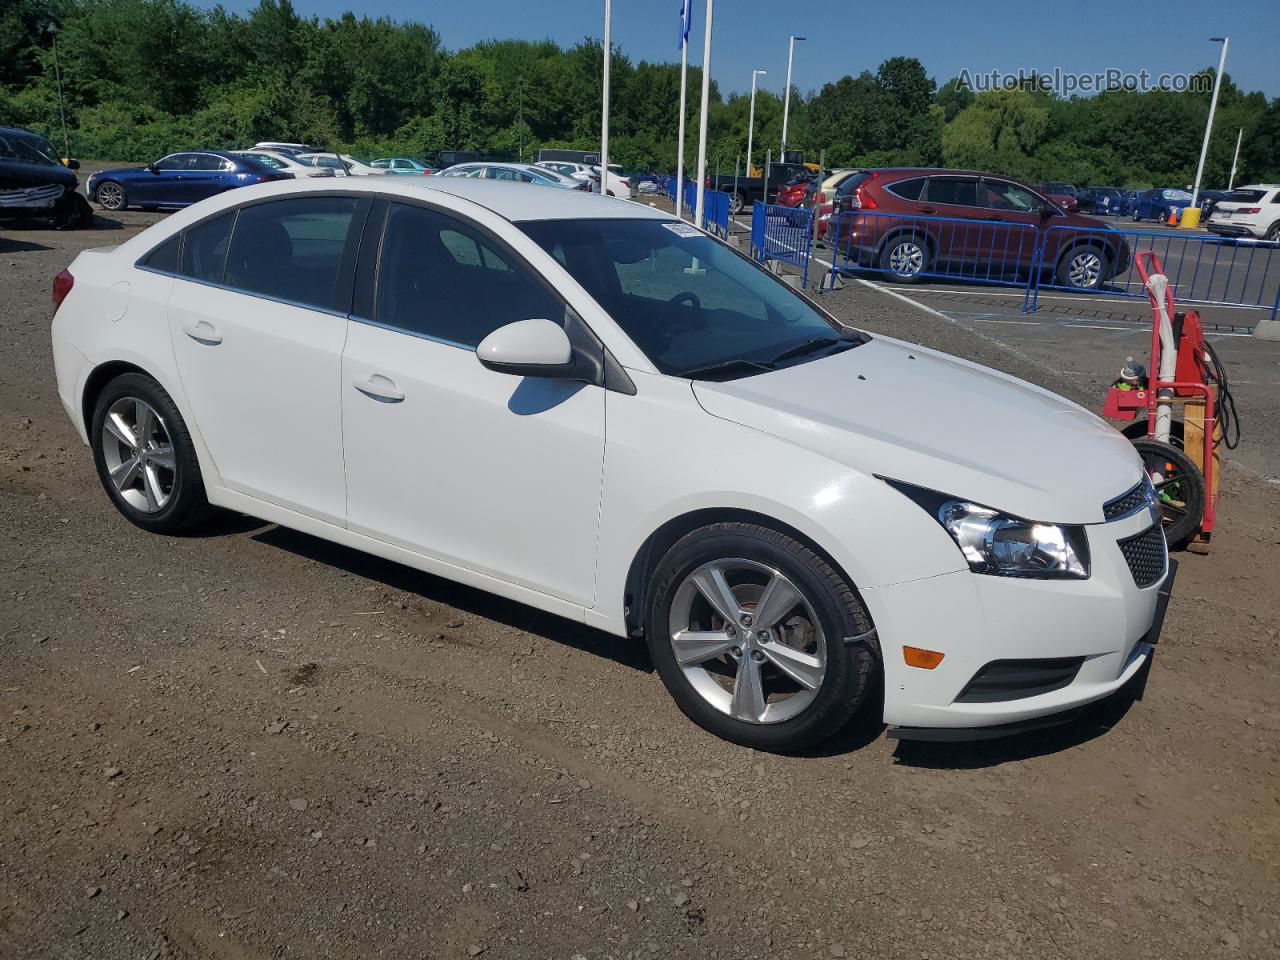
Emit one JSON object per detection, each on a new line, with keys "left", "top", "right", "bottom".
{"left": 879, "top": 235, "right": 930, "bottom": 283}
{"left": 1266, "top": 222, "right": 1280, "bottom": 242}
{"left": 95, "top": 181, "right": 127, "bottom": 211}
{"left": 90, "top": 373, "right": 213, "bottom": 534}
{"left": 644, "top": 522, "right": 878, "bottom": 752}
{"left": 1056, "top": 245, "right": 1109, "bottom": 290}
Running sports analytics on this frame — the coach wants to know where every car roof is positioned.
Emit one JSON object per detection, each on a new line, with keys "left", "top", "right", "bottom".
{"left": 191, "top": 174, "right": 669, "bottom": 223}
{"left": 1234, "top": 183, "right": 1280, "bottom": 191}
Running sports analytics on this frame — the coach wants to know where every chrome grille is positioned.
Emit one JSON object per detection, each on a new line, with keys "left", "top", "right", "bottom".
{"left": 1103, "top": 477, "right": 1154, "bottom": 521}
{"left": 1117, "top": 524, "right": 1167, "bottom": 588}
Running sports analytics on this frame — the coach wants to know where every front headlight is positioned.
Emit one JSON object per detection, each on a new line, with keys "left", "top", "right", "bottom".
{"left": 885, "top": 479, "right": 1090, "bottom": 580}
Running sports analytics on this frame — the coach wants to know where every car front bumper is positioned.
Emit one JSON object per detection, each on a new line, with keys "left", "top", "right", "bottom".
{"left": 863, "top": 509, "right": 1171, "bottom": 735}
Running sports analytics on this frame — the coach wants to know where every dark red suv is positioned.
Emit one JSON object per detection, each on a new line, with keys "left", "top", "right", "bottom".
{"left": 828, "top": 168, "right": 1130, "bottom": 289}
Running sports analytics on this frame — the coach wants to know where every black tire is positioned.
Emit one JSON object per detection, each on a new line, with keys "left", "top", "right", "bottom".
{"left": 53, "top": 191, "right": 94, "bottom": 229}
{"left": 643, "top": 522, "right": 878, "bottom": 753}
{"left": 1130, "top": 438, "right": 1205, "bottom": 550}
{"left": 94, "top": 180, "right": 127, "bottom": 211}
{"left": 1121, "top": 418, "right": 1185, "bottom": 450}
{"left": 90, "top": 372, "right": 213, "bottom": 534}
{"left": 878, "top": 233, "right": 931, "bottom": 283}
{"left": 1055, "top": 244, "right": 1110, "bottom": 290}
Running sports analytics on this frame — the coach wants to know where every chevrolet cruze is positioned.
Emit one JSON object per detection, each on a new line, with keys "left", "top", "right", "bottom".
{"left": 50, "top": 177, "right": 1172, "bottom": 751}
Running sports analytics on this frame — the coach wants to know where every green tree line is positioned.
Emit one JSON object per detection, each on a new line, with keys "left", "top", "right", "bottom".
{"left": 3, "top": 0, "right": 1278, "bottom": 188}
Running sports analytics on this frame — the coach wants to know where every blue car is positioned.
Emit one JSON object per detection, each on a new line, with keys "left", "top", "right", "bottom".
{"left": 1131, "top": 188, "right": 1193, "bottom": 224}
{"left": 86, "top": 150, "right": 290, "bottom": 212}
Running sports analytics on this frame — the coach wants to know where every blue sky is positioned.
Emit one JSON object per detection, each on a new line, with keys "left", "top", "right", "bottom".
{"left": 197, "top": 0, "right": 1279, "bottom": 99}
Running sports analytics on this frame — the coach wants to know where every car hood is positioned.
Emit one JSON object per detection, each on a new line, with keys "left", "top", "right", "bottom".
{"left": 0, "top": 161, "right": 77, "bottom": 191}
{"left": 691, "top": 337, "right": 1142, "bottom": 525}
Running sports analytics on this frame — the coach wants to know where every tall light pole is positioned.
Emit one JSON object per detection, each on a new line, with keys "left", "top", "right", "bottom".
{"left": 1228, "top": 126, "right": 1243, "bottom": 190}
{"left": 675, "top": 0, "right": 692, "bottom": 219}
{"left": 50, "top": 26, "right": 71, "bottom": 162}
{"left": 1190, "top": 36, "right": 1228, "bottom": 209}
{"left": 517, "top": 75, "right": 525, "bottom": 162}
{"left": 599, "top": 0, "right": 612, "bottom": 194}
{"left": 746, "top": 68, "right": 767, "bottom": 181}
{"left": 781, "top": 36, "right": 804, "bottom": 158}
{"left": 693, "top": 0, "right": 715, "bottom": 225}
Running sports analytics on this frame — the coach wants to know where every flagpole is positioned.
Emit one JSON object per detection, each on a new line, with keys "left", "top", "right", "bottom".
{"left": 675, "top": 3, "right": 690, "bottom": 220}
{"left": 599, "top": 0, "right": 612, "bottom": 195}
{"left": 693, "top": 0, "right": 714, "bottom": 226}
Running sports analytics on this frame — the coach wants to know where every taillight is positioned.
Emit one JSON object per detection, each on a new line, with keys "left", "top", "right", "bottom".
{"left": 620, "top": 179, "right": 631, "bottom": 188}
{"left": 849, "top": 186, "right": 878, "bottom": 210}
{"left": 52, "top": 269, "right": 74, "bottom": 313}
{"left": 1240, "top": 207, "right": 1260, "bottom": 214}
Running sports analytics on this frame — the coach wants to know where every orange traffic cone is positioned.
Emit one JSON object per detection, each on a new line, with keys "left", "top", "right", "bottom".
{"left": 1167, "top": 207, "right": 1179, "bottom": 226}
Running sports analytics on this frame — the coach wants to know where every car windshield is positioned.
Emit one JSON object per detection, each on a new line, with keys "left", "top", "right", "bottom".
{"left": 518, "top": 218, "right": 864, "bottom": 379}
{"left": 1, "top": 133, "right": 60, "bottom": 166}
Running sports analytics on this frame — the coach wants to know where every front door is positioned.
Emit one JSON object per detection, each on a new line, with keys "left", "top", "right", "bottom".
{"left": 167, "top": 194, "right": 366, "bottom": 524}
{"left": 977, "top": 178, "right": 1045, "bottom": 277}
{"left": 340, "top": 200, "right": 605, "bottom": 607}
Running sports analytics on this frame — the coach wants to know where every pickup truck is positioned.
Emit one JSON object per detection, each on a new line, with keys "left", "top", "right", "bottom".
{"left": 709, "top": 161, "right": 813, "bottom": 215}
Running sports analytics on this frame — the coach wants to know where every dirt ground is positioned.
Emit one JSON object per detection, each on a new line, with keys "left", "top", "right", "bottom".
{"left": 2, "top": 207, "right": 1278, "bottom": 960}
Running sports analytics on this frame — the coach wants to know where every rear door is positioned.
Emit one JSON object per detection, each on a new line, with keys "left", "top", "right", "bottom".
{"left": 167, "top": 194, "right": 367, "bottom": 523}
{"left": 921, "top": 175, "right": 981, "bottom": 269}
{"left": 178, "top": 154, "right": 232, "bottom": 203}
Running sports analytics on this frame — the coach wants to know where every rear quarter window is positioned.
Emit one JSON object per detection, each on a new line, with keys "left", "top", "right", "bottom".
{"left": 140, "top": 235, "right": 181, "bottom": 274}
{"left": 179, "top": 211, "right": 235, "bottom": 284}
{"left": 885, "top": 177, "right": 925, "bottom": 201}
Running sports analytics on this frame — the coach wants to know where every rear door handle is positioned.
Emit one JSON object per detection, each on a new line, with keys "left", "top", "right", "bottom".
{"left": 182, "top": 320, "right": 222, "bottom": 345}
{"left": 918, "top": 207, "right": 937, "bottom": 214}
{"left": 353, "top": 374, "right": 405, "bottom": 403}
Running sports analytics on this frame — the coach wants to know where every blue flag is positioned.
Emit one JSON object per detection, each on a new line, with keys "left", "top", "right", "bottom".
{"left": 679, "top": 0, "right": 692, "bottom": 50}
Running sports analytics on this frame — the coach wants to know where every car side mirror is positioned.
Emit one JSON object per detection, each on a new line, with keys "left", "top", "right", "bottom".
{"left": 147, "top": 163, "right": 159, "bottom": 173}
{"left": 477, "top": 318, "right": 575, "bottom": 379}
{"left": 65, "top": 158, "right": 80, "bottom": 170}
{"left": 1039, "top": 203, "right": 1055, "bottom": 220}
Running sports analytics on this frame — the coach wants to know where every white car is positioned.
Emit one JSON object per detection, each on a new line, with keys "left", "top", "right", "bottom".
{"left": 235, "top": 150, "right": 333, "bottom": 179}
{"left": 49, "top": 176, "right": 1171, "bottom": 751}
{"left": 294, "top": 153, "right": 385, "bottom": 176}
{"left": 537, "top": 161, "right": 633, "bottom": 199}
{"left": 437, "top": 163, "right": 586, "bottom": 191}
{"left": 1205, "top": 184, "right": 1280, "bottom": 241}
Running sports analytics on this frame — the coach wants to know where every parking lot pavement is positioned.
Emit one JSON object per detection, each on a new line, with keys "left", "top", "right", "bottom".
{"left": 3, "top": 214, "right": 1280, "bottom": 960}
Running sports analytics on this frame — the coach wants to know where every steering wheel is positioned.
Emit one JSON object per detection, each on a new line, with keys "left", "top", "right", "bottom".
{"left": 669, "top": 291, "right": 701, "bottom": 310}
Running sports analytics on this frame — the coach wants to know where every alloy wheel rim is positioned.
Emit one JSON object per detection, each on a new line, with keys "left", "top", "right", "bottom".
{"left": 668, "top": 558, "right": 827, "bottom": 724}
{"left": 101, "top": 397, "right": 176, "bottom": 513}
{"left": 888, "top": 241, "right": 924, "bottom": 275}
{"left": 1069, "top": 251, "right": 1102, "bottom": 287}
{"left": 98, "top": 183, "right": 123, "bottom": 209}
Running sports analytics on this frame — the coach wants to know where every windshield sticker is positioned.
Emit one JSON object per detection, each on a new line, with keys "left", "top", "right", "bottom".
{"left": 663, "top": 222, "right": 701, "bottom": 238}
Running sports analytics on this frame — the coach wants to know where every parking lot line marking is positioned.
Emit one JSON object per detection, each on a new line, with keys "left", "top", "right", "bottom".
{"left": 973, "top": 318, "right": 1042, "bottom": 325}
{"left": 1065, "top": 324, "right": 1133, "bottom": 331}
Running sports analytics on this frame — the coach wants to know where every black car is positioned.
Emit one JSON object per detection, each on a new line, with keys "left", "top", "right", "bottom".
{"left": 0, "top": 126, "right": 93, "bottom": 228}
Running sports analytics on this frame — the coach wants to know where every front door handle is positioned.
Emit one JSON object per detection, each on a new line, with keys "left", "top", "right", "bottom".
{"left": 353, "top": 374, "right": 405, "bottom": 403}
{"left": 918, "top": 207, "right": 937, "bottom": 214}
{"left": 182, "top": 320, "right": 222, "bottom": 345}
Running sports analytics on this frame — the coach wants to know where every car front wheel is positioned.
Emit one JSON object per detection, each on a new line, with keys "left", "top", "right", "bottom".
{"left": 95, "top": 181, "right": 127, "bottom": 211}
{"left": 90, "top": 373, "right": 213, "bottom": 534}
{"left": 879, "top": 235, "right": 930, "bottom": 282}
{"left": 1057, "top": 246, "right": 1109, "bottom": 290}
{"left": 644, "top": 522, "right": 878, "bottom": 752}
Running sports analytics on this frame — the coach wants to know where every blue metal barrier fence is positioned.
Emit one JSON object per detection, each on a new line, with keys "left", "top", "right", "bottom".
{"left": 823, "top": 210, "right": 1280, "bottom": 321}
{"left": 751, "top": 202, "right": 814, "bottom": 288}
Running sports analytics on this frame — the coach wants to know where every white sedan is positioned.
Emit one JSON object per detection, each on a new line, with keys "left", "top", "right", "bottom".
{"left": 50, "top": 176, "right": 1171, "bottom": 751}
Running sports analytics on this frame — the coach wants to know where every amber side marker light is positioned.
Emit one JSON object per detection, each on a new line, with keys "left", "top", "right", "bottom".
{"left": 903, "top": 646, "right": 945, "bottom": 669}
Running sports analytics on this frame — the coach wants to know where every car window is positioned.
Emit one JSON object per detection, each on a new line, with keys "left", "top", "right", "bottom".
{"left": 154, "top": 154, "right": 193, "bottom": 171}
{"left": 520, "top": 219, "right": 847, "bottom": 377}
{"left": 179, "top": 211, "right": 234, "bottom": 284}
{"left": 925, "top": 177, "right": 978, "bottom": 207}
{"left": 222, "top": 196, "right": 361, "bottom": 312}
{"left": 885, "top": 177, "right": 925, "bottom": 201}
{"left": 979, "top": 180, "right": 1040, "bottom": 212}
{"left": 190, "top": 154, "right": 226, "bottom": 172}
{"left": 375, "top": 202, "right": 562, "bottom": 348}
{"left": 1222, "top": 189, "right": 1264, "bottom": 203}
{"left": 488, "top": 168, "right": 519, "bottom": 181}
{"left": 249, "top": 154, "right": 285, "bottom": 169}
{"left": 140, "top": 234, "right": 181, "bottom": 274}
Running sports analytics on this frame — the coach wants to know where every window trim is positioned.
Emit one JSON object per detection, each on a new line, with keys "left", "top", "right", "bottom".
{"left": 133, "top": 192, "right": 371, "bottom": 317}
